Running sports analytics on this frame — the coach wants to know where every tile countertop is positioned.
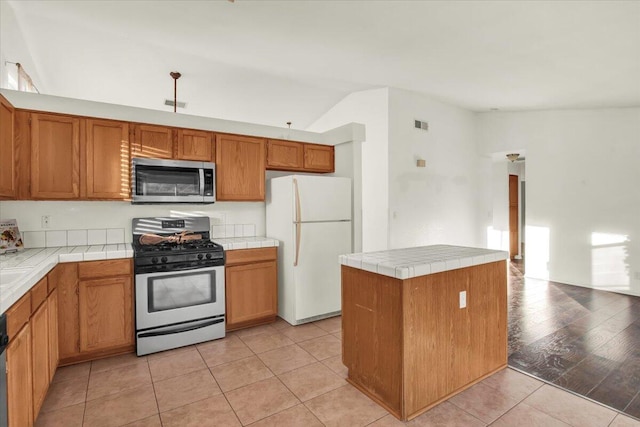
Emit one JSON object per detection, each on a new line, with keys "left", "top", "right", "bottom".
{"left": 339, "top": 244, "right": 509, "bottom": 280}
{"left": 0, "top": 237, "right": 280, "bottom": 314}
{"left": 213, "top": 237, "right": 280, "bottom": 250}
{"left": 0, "top": 245, "right": 134, "bottom": 314}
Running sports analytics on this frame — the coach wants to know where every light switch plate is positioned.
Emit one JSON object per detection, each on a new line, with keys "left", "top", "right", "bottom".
{"left": 459, "top": 291, "right": 467, "bottom": 309}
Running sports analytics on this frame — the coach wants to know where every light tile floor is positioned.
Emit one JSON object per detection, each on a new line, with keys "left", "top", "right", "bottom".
{"left": 36, "top": 316, "right": 640, "bottom": 427}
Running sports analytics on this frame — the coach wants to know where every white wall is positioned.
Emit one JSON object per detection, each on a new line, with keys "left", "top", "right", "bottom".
{"left": 387, "top": 88, "right": 488, "bottom": 249}
{"left": 308, "top": 88, "right": 389, "bottom": 252}
{"left": 0, "top": 201, "right": 265, "bottom": 243}
{"left": 478, "top": 108, "right": 640, "bottom": 296}
{"left": 0, "top": 1, "right": 44, "bottom": 90}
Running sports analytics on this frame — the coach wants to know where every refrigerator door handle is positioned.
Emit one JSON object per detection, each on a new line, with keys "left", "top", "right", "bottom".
{"left": 294, "top": 178, "right": 301, "bottom": 266}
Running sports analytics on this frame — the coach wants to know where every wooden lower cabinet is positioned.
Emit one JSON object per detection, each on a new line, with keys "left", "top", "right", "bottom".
{"left": 30, "top": 301, "right": 49, "bottom": 418}
{"left": 225, "top": 247, "right": 277, "bottom": 331}
{"left": 6, "top": 324, "right": 33, "bottom": 427}
{"left": 55, "top": 263, "right": 80, "bottom": 361}
{"left": 58, "top": 259, "right": 134, "bottom": 365}
{"left": 79, "top": 276, "right": 133, "bottom": 352}
{"left": 48, "top": 288, "right": 59, "bottom": 382}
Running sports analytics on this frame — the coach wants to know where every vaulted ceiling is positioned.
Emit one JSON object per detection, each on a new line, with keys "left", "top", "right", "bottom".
{"left": 6, "top": 0, "right": 640, "bottom": 128}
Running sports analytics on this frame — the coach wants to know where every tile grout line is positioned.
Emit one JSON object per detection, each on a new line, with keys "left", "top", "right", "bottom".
{"left": 146, "top": 357, "right": 162, "bottom": 426}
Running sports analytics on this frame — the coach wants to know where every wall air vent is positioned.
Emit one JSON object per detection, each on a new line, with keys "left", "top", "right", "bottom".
{"left": 164, "top": 99, "right": 187, "bottom": 109}
{"left": 414, "top": 120, "right": 428, "bottom": 131}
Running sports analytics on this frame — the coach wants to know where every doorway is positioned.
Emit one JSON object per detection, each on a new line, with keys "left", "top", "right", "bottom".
{"left": 509, "top": 174, "right": 519, "bottom": 259}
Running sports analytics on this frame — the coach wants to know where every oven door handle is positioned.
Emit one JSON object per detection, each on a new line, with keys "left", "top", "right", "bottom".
{"left": 138, "top": 318, "right": 224, "bottom": 338}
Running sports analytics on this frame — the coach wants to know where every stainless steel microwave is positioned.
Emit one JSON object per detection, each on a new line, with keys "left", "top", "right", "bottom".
{"left": 131, "top": 158, "right": 215, "bottom": 204}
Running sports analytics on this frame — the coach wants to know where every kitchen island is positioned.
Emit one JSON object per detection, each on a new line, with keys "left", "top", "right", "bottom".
{"left": 339, "top": 245, "right": 509, "bottom": 421}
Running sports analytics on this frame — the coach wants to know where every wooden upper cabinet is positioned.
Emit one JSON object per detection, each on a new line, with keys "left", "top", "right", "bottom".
{"left": 266, "top": 139, "right": 304, "bottom": 171}
{"left": 215, "top": 134, "right": 266, "bottom": 201}
{"left": 304, "top": 143, "right": 334, "bottom": 173}
{"left": 0, "top": 95, "right": 16, "bottom": 198}
{"left": 30, "top": 113, "right": 80, "bottom": 199}
{"left": 84, "top": 119, "right": 130, "bottom": 199}
{"left": 176, "top": 129, "right": 214, "bottom": 161}
{"left": 132, "top": 124, "right": 173, "bottom": 159}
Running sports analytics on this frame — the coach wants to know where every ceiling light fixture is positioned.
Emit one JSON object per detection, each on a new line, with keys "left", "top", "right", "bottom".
{"left": 506, "top": 153, "right": 519, "bottom": 162}
{"left": 170, "top": 71, "right": 181, "bottom": 113}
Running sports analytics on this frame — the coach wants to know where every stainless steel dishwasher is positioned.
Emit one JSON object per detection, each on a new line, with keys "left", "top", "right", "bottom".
{"left": 0, "top": 313, "right": 8, "bottom": 427}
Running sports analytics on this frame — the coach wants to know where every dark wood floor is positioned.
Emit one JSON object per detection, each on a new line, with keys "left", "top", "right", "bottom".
{"left": 507, "top": 260, "right": 640, "bottom": 419}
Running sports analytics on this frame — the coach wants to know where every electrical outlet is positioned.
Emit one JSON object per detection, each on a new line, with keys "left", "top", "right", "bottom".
{"left": 459, "top": 291, "right": 467, "bottom": 309}
{"left": 41, "top": 215, "right": 51, "bottom": 229}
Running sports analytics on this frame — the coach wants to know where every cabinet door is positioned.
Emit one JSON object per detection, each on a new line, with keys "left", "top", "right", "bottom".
{"left": 48, "top": 288, "right": 59, "bottom": 383}
{"left": 85, "top": 119, "right": 130, "bottom": 199}
{"left": 266, "top": 139, "right": 304, "bottom": 171}
{"left": 215, "top": 134, "right": 265, "bottom": 201}
{"left": 31, "top": 301, "right": 49, "bottom": 419}
{"left": 176, "top": 129, "right": 213, "bottom": 161}
{"left": 7, "top": 325, "right": 33, "bottom": 427}
{"left": 226, "top": 261, "right": 277, "bottom": 328}
{"left": 30, "top": 113, "right": 80, "bottom": 199}
{"left": 54, "top": 263, "right": 80, "bottom": 361}
{"left": 132, "top": 124, "right": 173, "bottom": 159}
{"left": 304, "top": 144, "right": 334, "bottom": 173}
{"left": 0, "top": 95, "right": 16, "bottom": 198}
{"left": 79, "top": 276, "right": 133, "bottom": 353}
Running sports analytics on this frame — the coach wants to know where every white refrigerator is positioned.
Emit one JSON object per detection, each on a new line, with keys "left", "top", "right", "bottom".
{"left": 266, "top": 175, "right": 352, "bottom": 325}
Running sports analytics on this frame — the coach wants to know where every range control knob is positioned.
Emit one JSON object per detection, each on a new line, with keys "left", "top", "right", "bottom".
{"left": 206, "top": 253, "right": 212, "bottom": 260}
{"left": 197, "top": 253, "right": 204, "bottom": 260}
{"left": 151, "top": 257, "right": 158, "bottom": 264}
{"left": 161, "top": 256, "right": 168, "bottom": 263}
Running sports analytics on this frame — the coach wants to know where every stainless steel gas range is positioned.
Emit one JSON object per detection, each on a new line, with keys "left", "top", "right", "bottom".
{"left": 132, "top": 217, "right": 225, "bottom": 356}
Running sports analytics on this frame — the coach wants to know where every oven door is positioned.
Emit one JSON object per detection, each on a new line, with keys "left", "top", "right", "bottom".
{"left": 135, "top": 266, "right": 225, "bottom": 330}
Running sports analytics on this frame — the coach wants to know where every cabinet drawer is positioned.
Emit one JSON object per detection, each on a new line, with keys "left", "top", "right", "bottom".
{"left": 78, "top": 259, "right": 132, "bottom": 279}
{"left": 6, "top": 292, "right": 31, "bottom": 337}
{"left": 30, "top": 277, "right": 48, "bottom": 312}
{"left": 226, "top": 247, "right": 277, "bottom": 266}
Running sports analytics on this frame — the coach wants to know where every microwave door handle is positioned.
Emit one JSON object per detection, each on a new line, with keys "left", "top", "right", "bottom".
{"left": 199, "top": 168, "right": 205, "bottom": 196}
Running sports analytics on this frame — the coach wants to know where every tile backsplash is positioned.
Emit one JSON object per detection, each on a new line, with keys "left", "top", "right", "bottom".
{"left": 22, "top": 228, "right": 126, "bottom": 249}
{"left": 21, "top": 224, "right": 257, "bottom": 248}
{"left": 211, "top": 224, "right": 256, "bottom": 239}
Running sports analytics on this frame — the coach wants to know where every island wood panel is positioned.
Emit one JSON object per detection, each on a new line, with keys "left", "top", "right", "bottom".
{"left": 176, "top": 129, "right": 214, "bottom": 161}
{"left": 54, "top": 263, "right": 81, "bottom": 361}
{"left": 30, "top": 113, "right": 80, "bottom": 199}
{"left": 342, "top": 261, "right": 507, "bottom": 421}
{"left": 266, "top": 139, "right": 304, "bottom": 170}
{"left": 30, "top": 300, "right": 49, "bottom": 418}
{"left": 6, "top": 324, "right": 33, "bottom": 427}
{"left": 0, "top": 95, "right": 16, "bottom": 198}
{"left": 342, "top": 266, "right": 404, "bottom": 416}
{"left": 84, "top": 119, "right": 130, "bottom": 199}
{"left": 402, "top": 262, "right": 507, "bottom": 417}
